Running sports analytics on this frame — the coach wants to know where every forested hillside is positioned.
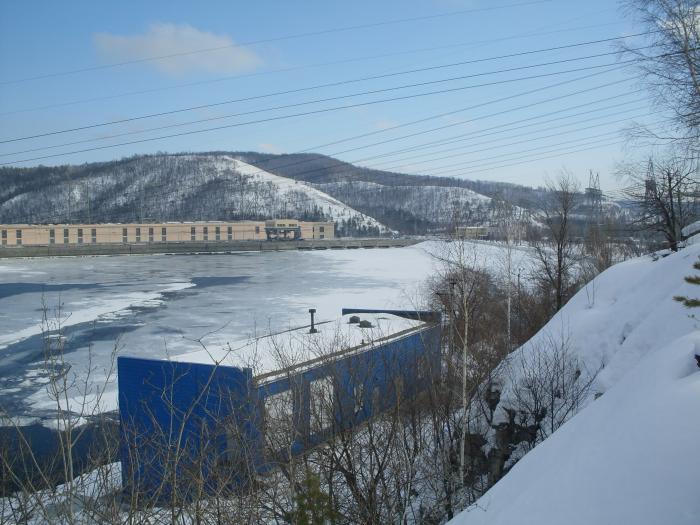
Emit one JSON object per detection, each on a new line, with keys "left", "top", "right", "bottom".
{"left": 0, "top": 154, "right": 387, "bottom": 236}
{"left": 0, "top": 151, "right": 514, "bottom": 234}
{"left": 0, "top": 151, "right": 629, "bottom": 235}
{"left": 236, "top": 151, "right": 546, "bottom": 231}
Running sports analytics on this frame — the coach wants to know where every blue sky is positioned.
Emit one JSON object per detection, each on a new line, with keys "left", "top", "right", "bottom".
{"left": 0, "top": 0, "right": 659, "bottom": 190}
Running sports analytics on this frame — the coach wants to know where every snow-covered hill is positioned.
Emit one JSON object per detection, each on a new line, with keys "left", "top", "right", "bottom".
{"left": 450, "top": 244, "right": 700, "bottom": 524}
{"left": 0, "top": 151, "right": 529, "bottom": 234}
{"left": 312, "top": 180, "right": 495, "bottom": 232}
{"left": 0, "top": 154, "right": 389, "bottom": 235}
{"left": 228, "top": 157, "right": 389, "bottom": 233}
{"left": 570, "top": 192, "right": 629, "bottom": 222}
{"left": 0, "top": 151, "right": 633, "bottom": 235}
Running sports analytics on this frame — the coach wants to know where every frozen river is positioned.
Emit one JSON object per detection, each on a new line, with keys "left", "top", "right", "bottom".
{"left": 0, "top": 244, "right": 439, "bottom": 423}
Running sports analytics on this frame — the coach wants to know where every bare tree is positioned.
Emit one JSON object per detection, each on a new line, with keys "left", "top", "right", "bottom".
{"left": 620, "top": 155, "right": 699, "bottom": 250}
{"left": 492, "top": 197, "right": 528, "bottom": 351}
{"left": 1, "top": 268, "right": 597, "bottom": 524}
{"left": 424, "top": 240, "right": 519, "bottom": 517}
{"left": 0, "top": 305, "right": 125, "bottom": 525}
{"left": 532, "top": 172, "right": 582, "bottom": 313}
{"left": 621, "top": 0, "right": 700, "bottom": 149}
{"left": 505, "top": 332, "right": 600, "bottom": 442}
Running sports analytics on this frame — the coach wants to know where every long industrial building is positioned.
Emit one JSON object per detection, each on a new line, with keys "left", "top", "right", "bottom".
{"left": 0, "top": 220, "right": 334, "bottom": 247}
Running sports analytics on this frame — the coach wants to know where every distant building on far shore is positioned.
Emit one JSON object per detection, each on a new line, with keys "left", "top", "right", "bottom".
{"left": 0, "top": 220, "right": 335, "bottom": 247}
{"left": 454, "top": 225, "right": 490, "bottom": 240}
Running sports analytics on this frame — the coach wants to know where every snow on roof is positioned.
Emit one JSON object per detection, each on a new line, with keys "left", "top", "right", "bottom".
{"left": 171, "top": 312, "right": 426, "bottom": 380}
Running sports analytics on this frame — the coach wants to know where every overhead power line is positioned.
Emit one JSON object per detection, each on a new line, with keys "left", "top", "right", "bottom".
{"left": 310, "top": 76, "right": 631, "bottom": 162}
{"left": 365, "top": 108, "right": 656, "bottom": 171}
{"left": 122, "top": 88, "right": 647, "bottom": 190}
{"left": 11, "top": 97, "right": 645, "bottom": 164}
{"left": 0, "top": 93, "right": 668, "bottom": 225}
{"left": 0, "top": 62, "right": 634, "bottom": 163}
{"left": 1, "top": 68, "right": 636, "bottom": 173}
{"left": 159, "top": 89, "right": 645, "bottom": 188}
{"left": 137, "top": 80, "right": 647, "bottom": 191}
{"left": 415, "top": 130, "right": 639, "bottom": 176}
{"left": 360, "top": 97, "right": 646, "bottom": 165}
{"left": 305, "top": 88, "right": 645, "bottom": 164}
{"left": 0, "top": 43, "right": 649, "bottom": 145}
{"left": 255, "top": 44, "right": 682, "bottom": 175}
{"left": 255, "top": 102, "right": 658, "bottom": 183}
{"left": 444, "top": 140, "right": 627, "bottom": 177}
{"left": 1, "top": 111, "right": 669, "bottom": 225}
{"left": 0, "top": 0, "right": 554, "bottom": 85}
{"left": 0, "top": 21, "right": 635, "bottom": 116}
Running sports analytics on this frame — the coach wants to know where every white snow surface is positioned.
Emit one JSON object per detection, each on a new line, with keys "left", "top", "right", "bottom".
{"left": 450, "top": 244, "right": 700, "bottom": 525}
{"left": 229, "top": 157, "right": 391, "bottom": 232}
{"left": 682, "top": 219, "right": 700, "bottom": 237}
{"left": 312, "top": 179, "right": 496, "bottom": 227}
{"left": 0, "top": 281, "right": 194, "bottom": 350}
{"left": 172, "top": 312, "right": 425, "bottom": 378}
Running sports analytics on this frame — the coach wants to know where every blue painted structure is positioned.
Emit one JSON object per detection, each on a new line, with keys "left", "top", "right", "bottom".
{"left": 117, "top": 358, "right": 261, "bottom": 500}
{"left": 117, "top": 309, "right": 440, "bottom": 500}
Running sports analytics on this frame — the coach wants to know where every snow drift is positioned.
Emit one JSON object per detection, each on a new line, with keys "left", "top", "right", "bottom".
{"left": 450, "top": 244, "right": 700, "bottom": 524}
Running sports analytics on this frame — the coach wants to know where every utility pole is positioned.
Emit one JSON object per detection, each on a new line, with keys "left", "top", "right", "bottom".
{"left": 504, "top": 220, "right": 513, "bottom": 352}
{"left": 517, "top": 267, "right": 522, "bottom": 343}
{"left": 448, "top": 279, "right": 455, "bottom": 364}
{"left": 459, "top": 273, "right": 468, "bottom": 482}
{"left": 506, "top": 265, "right": 512, "bottom": 351}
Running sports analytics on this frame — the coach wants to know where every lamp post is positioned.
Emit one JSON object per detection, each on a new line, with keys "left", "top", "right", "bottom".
{"left": 308, "top": 308, "right": 318, "bottom": 334}
{"left": 457, "top": 276, "right": 468, "bottom": 481}
{"left": 517, "top": 267, "right": 522, "bottom": 343}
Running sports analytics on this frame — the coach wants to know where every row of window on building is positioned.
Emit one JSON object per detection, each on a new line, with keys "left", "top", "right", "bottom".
{"left": 1, "top": 225, "right": 264, "bottom": 246}
{"left": 2, "top": 228, "right": 98, "bottom": 246}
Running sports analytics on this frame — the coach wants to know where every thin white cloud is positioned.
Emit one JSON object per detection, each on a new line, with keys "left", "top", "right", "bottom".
{"left": 93, "top": 23, "right": 263, "bottom": 76}
{"left": 258, "top": 143, "right": 283, "bottom": 154}
{"left": 373, "top": 118, "right": 399, "bottom": 130}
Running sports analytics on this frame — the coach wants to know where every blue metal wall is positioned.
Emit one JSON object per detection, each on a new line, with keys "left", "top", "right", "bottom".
{"left": 118, "top": 357, "right": 260, "bottom": 500}
{"left": 257, "top": 321, "right": 441, "bottom": 460}
{"left": 117, "top": 310, "right": 440, "bottom": 499}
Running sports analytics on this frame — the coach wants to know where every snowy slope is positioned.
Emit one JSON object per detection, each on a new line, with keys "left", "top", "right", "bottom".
{"left": 504, "top": 243, "right": 700, "bottom": 398}
{"left": 0, "top": 153, "right": 391, "bottom": 234}
{"left": 451, "top": 333, "right": 700, "bottom": 525}
{"left": 450, "top": 245, "right": 700, "bottom": 524}
{"left": 312, "top": 180, "right": 496, "bottom": 230}
{"left": 228, "top": 157, "right": 390, "bottom": 232}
